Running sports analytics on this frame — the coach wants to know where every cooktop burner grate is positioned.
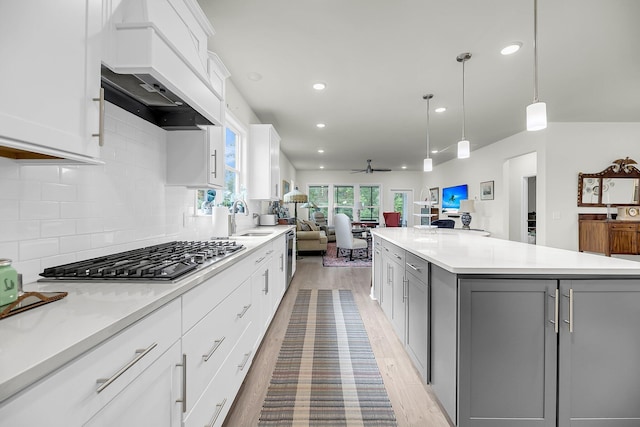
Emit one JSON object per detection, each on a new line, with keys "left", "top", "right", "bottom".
{"left": 39, "top": 240, "right": 244, "bottom": 281}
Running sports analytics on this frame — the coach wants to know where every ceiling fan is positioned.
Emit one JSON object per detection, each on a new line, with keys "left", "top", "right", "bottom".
{"left": 351, "top": 159, "right": 391, "bottom": 174}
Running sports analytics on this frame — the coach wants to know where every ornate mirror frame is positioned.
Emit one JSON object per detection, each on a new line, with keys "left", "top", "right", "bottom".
{"left": 578, "top": 157, "right": 640, "bottom": 207}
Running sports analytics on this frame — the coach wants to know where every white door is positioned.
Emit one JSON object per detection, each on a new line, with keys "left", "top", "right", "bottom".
{"left": 390, "top": 189, "right": 413, "bottom": 227}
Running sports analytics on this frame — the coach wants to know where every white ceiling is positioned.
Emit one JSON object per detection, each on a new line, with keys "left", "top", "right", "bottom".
{"left": 198, "top": 0, "right": 640, "bottom": 172}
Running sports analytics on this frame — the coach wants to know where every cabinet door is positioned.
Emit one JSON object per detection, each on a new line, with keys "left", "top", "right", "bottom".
{"left": 558, "top": 280, "right": 640, "bottom": 427}
{"left": 248, "top": 124, "right": 280, "bottom": 199}
{"left": 84, "top": 341, "right": 182, "bottom": 427}
{"left": 166, "top": 127, "right": 224, "bottom": 188}
{"left": 390, "top": 258, "right": 406, "bottom": 340}
{"left": 405, "top": 269, "right": 428, "bottom": 380}
{"left": 430, "top": 265, "right": 458, "bottom": 424}
{"left": 251, "top": 250, "right": 272, "bottom": 345}
{"left": 458, "top": 278, "right": 557, "bottom": 427}
{"left": 380, "top": 253, "right": 394, "bottom": 318}
{"left": 0, "top": 0, "right": 102, "bottom": 161}
{"left": 272, "top": 236, "right": 287, "bottom": 310}
{"left": 609, "top": 223, "right": 638, "bottom": 255}
{"left": 372, "top": 239, "right": 383, "bottom": 302}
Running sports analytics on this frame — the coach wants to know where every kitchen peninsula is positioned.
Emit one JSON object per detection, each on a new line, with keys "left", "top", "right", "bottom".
{"left": 372, "top": 227, "right": 640, "bottom": 427}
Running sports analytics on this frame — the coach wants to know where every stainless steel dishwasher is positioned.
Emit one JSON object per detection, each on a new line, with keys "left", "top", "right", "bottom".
{"left": 285, "top": 229, "right": 294, "bottom": 287}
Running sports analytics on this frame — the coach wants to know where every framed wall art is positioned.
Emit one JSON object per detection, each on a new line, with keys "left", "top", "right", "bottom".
{"left": 429, "top": 187, "right": 439, "bottom": 205}
{"left": 480, "top": 180, "right": 494, "bottom": 200}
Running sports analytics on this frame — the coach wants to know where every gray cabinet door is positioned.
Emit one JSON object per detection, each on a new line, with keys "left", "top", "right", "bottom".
{"left": 558, "top": 280, "right": 640, "bottom": 427}
{"left": 430, "top": 265, "right": 458, "bottom": 425}
{"left": 406, "top": 268, "right": 428, "bottom": 380}
{"left": 373, "top": 239, "right": 383, "bottom": 302}
{"left": 380, "top": 254, "right": 393, "bottom": 319}
{"left": 458, "top": 278, "right": 557, "bottom": 427}
{"left": 390, "top": 257, "right": 406, "bottom": 340}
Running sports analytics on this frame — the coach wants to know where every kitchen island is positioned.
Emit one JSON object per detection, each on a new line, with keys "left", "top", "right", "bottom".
{"left": 0, "top": 226, "right": 294, "bottom": 426}
{"left": 371, "top": 227, "right": 640, "bottom": 427}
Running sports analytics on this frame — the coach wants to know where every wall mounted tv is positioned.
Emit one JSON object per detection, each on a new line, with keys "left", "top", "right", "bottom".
{"left": 442, "top": 184, "right": 468, "bottom": 211}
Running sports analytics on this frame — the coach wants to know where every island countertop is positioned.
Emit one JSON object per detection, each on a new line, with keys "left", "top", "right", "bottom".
{"left": 371, "top": 227, "right": 640, "bottom": 276}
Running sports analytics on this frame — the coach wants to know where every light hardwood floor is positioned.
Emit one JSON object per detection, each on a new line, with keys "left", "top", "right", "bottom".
{"left": 223, "top": 254, "right": 453, "bottom": 427}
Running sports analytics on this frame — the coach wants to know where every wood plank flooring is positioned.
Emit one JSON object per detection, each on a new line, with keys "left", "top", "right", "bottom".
{"left": 223, "top": 255, "right": 453, "bottom": 427}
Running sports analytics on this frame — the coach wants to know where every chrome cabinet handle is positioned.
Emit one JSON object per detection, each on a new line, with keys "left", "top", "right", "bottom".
{"left": 203, "top": 337, "right": 225, "bottom": 362}
{"left": 96, "top": 342, "right": 157, "bottom": 393}
{"left": 280, "top": 253, "right": 284, "bottom": 271}
{"left": 267, "top": 249, "right": 274, "bottom": 255}
{"left": 176, "top": 353, "right": 187, "bottom": 413}
{"left": 548, "top": 289, "right": 559, "bottom": 334}
{"left": 384, "top": 247, "right": 389, "bottom": 252}
{"left": 394, "top": 253, "right": 402, "bottom": 260}
{"left": 563, "top": 289, "right": 574, "bottom": 333}
{"left": 402, "top": 278, "right": 408, "bottom": 302}
{"left": 238, "top": 351, "right": 252, "bottom": 370}
{"left": 255, "top": 256, "right": 266, "bottom": 265}
{"left": 237, "top": 304, "right": 251, "bottom": 319}
{"left": 92, "top": 87, "right": 105, "bottom": 146}
{"left": 205, "top": 398, "right": 227, "bottom": 427}
{"left": 211, "top": 149, "right": 217, "bottom": 179}
{"left": 263, "top": 269, "right": 269, "bottom": 293}
{"left": 406, "top": 262, "right": 420, "bottom": 272}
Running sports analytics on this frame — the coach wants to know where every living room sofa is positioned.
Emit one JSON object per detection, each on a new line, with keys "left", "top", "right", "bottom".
{"left": 296, "top": 220, "right": 328, "bottom": 253}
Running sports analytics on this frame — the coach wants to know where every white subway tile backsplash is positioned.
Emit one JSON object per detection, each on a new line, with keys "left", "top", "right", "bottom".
{"left": 76, "top": 218, "right": 104, "bottom": 234}
{"left": 19, "top": 201, "right": 59, "bottom": 220}
{"left": 0, "top": 242, "right": 19, "bottom": 261}
{"left": 0, "top": 220, "right": 39, "bottom": 242}
{"left": 60, "top": 201, "right": 98, "bottom": 219}
{"left": 41, "top": 219, "right": 76, "bottom": 238}
{"left": 42, "top": 183, "right": 77, "bottom": 202}
{"left": 19, "top": 164, "right": 60, "bottom": 183}
{"left": 59, "top": 234, "right": 92, "bottom": 254}
{"left": 19, "top": 238, "right": 59, "bottom": 261}
{"left": 0, "top": 200, "right": 19, "bottom": 220}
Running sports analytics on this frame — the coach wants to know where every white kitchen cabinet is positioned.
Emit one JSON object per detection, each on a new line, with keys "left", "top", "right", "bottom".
{"left": 166, "top": 126, "right": 224, "bottom": 188}
{"left": 272, "top": 235, "right": 287, "bottom": 312}
{"left": 0, "top": 0, "right": 104, "bottom": 163}
{"left": 251, "top": 242, "right": 275, "bottom": 343}
{"left": 0, "top": 299, "right": 181, "bottom": 425}
{"left": 372, "top": 237, "right": 383, "bottom": 301}
{"left": 248, "top": 124, "right": 281, "bottom": 200}
{"left": 84, "top": 340, "right": 183, "bottom": 427}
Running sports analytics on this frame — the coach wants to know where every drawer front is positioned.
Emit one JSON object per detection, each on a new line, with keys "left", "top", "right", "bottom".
{"left": 184, "top": 323, "right": 257, "bottom": 427}
{"left": 610, "top": 223, "right": 639, "bottom": 231}
{"left": 182, "top": 278, "right": 253, "bottom": 413}
{"left": 405, "top": 251, "right": 429, "bottom": 281}
{"left": 383, "top": 240, "right": 405, "bottom": 266}
{"left": 0, "top": 300, "right": 181, "bottom": 425}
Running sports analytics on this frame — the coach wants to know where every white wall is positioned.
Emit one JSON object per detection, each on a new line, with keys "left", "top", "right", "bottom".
{"left": 425, "top": 122, "right": 640, "bottom": 250}
{"left": 295, "top": 170, "right": 424, "bottom": 224}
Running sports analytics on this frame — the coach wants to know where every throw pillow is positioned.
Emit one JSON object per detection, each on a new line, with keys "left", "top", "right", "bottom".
{"left": 298, "top": 220, "right": 311, "bottom": 231}
{"left": 303, "top": 220, "right": 319, "bottom": 231}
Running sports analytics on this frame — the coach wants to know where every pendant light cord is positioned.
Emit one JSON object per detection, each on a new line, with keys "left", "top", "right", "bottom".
{"left": 425, "top": 95, "right": 431, "bottom": 157}
{"left": 462, "top": 59, "right": 466, "bottom": 140}
{"left": 533, "top": 0, "right": 539, "bottom": 103}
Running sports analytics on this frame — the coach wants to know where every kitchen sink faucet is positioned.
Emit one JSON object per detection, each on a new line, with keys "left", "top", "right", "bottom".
{"left": 230, "top": 199, "right": 249, "bottom": 235}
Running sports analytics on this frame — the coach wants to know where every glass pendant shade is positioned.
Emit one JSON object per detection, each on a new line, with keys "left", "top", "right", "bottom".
{"left": 457, "top": 140, "right": 470, "bottom": 159}
{"left": 526, "top": 101, "right": 547, "bottom": 131}
{"left": 423, "top": 157, "right": 433, "bottom": 172}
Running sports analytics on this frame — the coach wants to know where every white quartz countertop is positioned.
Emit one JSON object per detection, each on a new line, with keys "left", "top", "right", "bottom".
{"left": 0, "top": 226, "right": 294, "bottom": 404}
{"left": 372, "top": 227, "right": 640, "bottom": 276}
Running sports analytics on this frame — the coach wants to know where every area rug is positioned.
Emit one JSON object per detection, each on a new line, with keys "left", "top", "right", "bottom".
{"left": 322, "top": 242, "right": 372, "bottom": 268}
{"left": 258, "top": 289, "right": 397, "bottom": 426}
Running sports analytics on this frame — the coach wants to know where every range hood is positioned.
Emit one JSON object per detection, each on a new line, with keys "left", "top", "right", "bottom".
{"left": 101, "top": 0, "right": 227, "bottom": 130}
{"left": 101, "top": 66, "right": 213, "bottom": 130}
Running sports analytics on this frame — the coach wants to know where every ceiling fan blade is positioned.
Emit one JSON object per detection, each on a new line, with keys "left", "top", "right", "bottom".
{"left": 372, "top": 168, "right": 392, "bottom": 172}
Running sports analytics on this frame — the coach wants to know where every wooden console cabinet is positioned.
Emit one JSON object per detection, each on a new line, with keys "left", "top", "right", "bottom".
{"left": 578, "top": 214, "right": 640, "bottom": 256}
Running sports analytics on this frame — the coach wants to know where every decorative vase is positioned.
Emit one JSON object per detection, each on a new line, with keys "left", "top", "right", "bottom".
{"left": 461, "top": 212, "right": 472, "bottom": 230}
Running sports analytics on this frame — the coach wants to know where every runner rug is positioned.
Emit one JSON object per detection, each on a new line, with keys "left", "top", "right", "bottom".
{"left": 258, "top": 288, "right": 397, "bottom": 426}
{"left": 322, "top": 243, "right": 372, "bottom": 268}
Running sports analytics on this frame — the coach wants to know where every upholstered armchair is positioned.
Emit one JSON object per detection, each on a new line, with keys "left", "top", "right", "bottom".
{"left": 383, "top": 211, "right": 401, "bottom": 227}
{"left": 334, "top": 213, "right": 368, "bottom": 261}
{"left": 311, "top": 211, "right": 336, "bottom": 242}
{"left": 431, "top": 219, "right": 455, "bottom": 228}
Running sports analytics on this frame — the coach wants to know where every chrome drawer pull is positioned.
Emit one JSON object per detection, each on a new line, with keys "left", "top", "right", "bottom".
{"left": 563, "top": 289, "right": 574, "bottom": 333}
{"left": 211, "top": 149, "right": 217, "bottom": 179}
{"left": 238, "top": 351, "right": 252, "bottom": 370}
{"left": 205, "top": 398, "right": 227, "bottom": 427}
{"left": 203, "top": 337, "right": 226, "bottom": 362}
{"left": 96, "top": 342, "right": 157, "bottom": 393}
{"left": 176, "top": 353, "right": 187, "bottom": 413}
{"left": 394, "top": 253, "right": 402, "bottom": 260}
{"left": 92, "top": 87, "right": 105, "bottom": 146}
{"left": 548, "top": 289, "right": 559, "bottom": 334}
{"left": 255, "top": 256, "right": 266, "bottom": 264}
{"left": 237, "top": 304, "right": 251, "bottom": 319}
{"left": 267, "top": 249, "right": 274, "bottom": 255}
{"left": 406, "top": 262, "right": 421, "bottom": 272}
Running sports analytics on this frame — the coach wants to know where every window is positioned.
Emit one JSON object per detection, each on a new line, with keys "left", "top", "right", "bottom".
{"left": 223, "top": 127, "right": 242, "bottom": 207}
{"left": 359, "top": 185, "right": 380, "bottom": 221}
{"left": 309, "top": 185, "right": 329, "bottom": 218}
{"left": 334, "top": 185, "right": 355, "bottom": 219}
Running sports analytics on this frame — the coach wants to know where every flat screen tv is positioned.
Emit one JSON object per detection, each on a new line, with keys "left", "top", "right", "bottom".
{"left": 442, "top": 184, "right": 468, "bottom": 211}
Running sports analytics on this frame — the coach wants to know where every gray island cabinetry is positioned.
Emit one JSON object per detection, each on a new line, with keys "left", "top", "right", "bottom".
{"left": 371, "top": 228, "right": 640, "bottom": 427}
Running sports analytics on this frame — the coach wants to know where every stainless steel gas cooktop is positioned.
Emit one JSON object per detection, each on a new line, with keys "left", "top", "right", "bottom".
{"left": 39, "top": 240, "right": 244, "bottom": 282}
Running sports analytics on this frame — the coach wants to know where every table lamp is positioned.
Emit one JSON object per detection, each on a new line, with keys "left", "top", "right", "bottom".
{"left": 284, "top": 187, "right": 308, "bottom": 221}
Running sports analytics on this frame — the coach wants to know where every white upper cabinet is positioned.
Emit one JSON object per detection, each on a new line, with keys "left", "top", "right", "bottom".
{"left": 248, "top": 124, "right": 281, "bottom": 200}
{"left": 166, "top": 126, "right": 224, "bottom": 188}
{"left": 0, "top": 0, "right": 104, "bottom": 163}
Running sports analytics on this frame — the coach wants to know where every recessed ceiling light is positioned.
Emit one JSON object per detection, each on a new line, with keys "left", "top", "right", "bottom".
{"left": 501, "top": 42, "right": 522, "bottom": 55}
{"left": 435, "top": 107, "right": 447, "bottom": 113}
{"left": 316, "top": 123, "right": 326, "bottom": 128}
{"left": 312, "top": 82, "right": 326, "bottom": 91}
{"left": 431, "top": 149, "right": 439, "bottom": 154}
{"left": 317, "top": 149, "right": 325, "bottom": 153}
{"left": 319, "top": 165, "right": 325, "bottom": 169}
{"left": 401, "top": 165, "right": 407, "bottom": 170}
{"left": 247, "top": 71, "right": 263, "bottom": 81}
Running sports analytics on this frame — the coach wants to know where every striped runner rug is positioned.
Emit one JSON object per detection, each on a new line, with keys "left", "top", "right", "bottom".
{"left": 259, "top": 288, "right": 397, "bottom": 426}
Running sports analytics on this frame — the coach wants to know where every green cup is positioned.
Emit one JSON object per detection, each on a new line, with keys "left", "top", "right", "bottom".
{"left": 0, "top": 259, "right": 18, "bottom": 307}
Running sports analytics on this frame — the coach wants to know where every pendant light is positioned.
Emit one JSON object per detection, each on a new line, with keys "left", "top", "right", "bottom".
{"left": 423, "top": 93, "right": 434, "bottom": 172}
{"left": 457, "top": 52, "right": 471, "bottom": 159}
{"left": 527, "top": 0, "right": 547, "bottom": 131}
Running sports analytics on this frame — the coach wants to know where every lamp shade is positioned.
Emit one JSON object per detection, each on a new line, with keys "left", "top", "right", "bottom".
{"left": 457, "top": 140, "right": 470, "bottom": 159}
{"left": 526, "top": 101, "right": 547, "bottom": 131}
{"left": 423, "top": 157, "right": 433, "bottom": 172}
{"left": 300, "top": 201, "right": 317, "bottom": 209}
{"left": 283, "top": 187, "right": 308, "bottom": 204}
{"left": 459, "top": 199, "right": 475, "bottom": 213}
